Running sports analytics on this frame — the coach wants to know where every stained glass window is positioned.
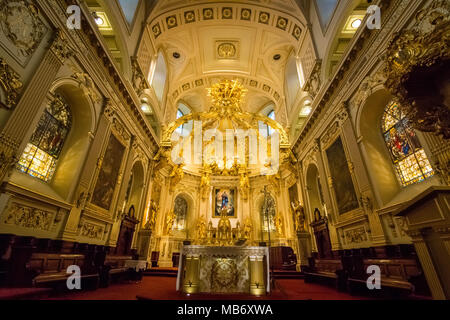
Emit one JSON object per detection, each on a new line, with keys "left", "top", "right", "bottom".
{"left": 261, "top": 195, "right": 276, "bottom": 232}
{"left": 382, "top": 101, "right": 434, "bottom": 186}
{"left": 17, "top": 94, "right": 72, "bottom": 182}
{"left": 173, "top": 196, "right": 187, "bottom": 231}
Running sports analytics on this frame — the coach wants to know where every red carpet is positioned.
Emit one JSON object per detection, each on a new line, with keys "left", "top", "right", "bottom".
{"left": 48, "top": 277, "right": 372, "bottom": 300}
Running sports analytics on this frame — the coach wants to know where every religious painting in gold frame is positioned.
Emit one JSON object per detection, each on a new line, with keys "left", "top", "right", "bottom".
{"left": 213, "top": 188, "right": 237, "bottom": 217}
{"left": 91, "top": 134, "right": 126, "bottom": 210}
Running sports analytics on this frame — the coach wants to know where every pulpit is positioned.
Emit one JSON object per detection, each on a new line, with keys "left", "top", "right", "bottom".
{"left": 395, "top": 186, "right": 450, "bottom": 300}
{"left": 177, "top": 245, "right": 270, "bottom": 296}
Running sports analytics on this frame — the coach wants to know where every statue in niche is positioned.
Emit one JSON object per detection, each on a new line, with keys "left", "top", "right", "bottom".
{"left": 165, "top": 211, "right": 176, "bottom": 235}
{"left": 196, "top": 216, "right": 207, "bottom": 244}
{"left": 243, "top": 218, "right": 253, "bottom": 241}
{"left": 291, "top": 201, "right": 306, "bottom": 232}
{"left": 217, "top": 207, "right": 233, "bottom": 246}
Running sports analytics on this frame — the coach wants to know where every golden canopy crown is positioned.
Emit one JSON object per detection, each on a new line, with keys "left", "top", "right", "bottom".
{"left": 207, "top": 79, "right": 248, "bottom": 114}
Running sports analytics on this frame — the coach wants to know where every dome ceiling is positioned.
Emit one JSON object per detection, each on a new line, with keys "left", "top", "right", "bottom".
{"left": 144, "top": 1, "right": 309, "bottom": 124}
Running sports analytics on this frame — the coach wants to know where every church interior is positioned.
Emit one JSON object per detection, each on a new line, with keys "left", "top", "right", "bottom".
{"left": 0, "top": 0, "right": 449, "bottom": 301}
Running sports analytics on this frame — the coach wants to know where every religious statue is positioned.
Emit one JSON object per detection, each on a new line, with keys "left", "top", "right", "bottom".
{"left": 169, "top": 164, "right": 184, "bottom": 193}
{"left": 196, "top": 216, "right": 207, "bottom": 244}
{"left": 275, "top": 214, "right": 284, "bottom": 236}
{"left": 200, "top": 169, "right": 211, "bottom": 199}
{"left": 243, "top": 218, "right": 253, "bottom": 241}
{"left": 217, "top": 207, "right": 233, "bottom": 246}
{"left": 144, "top": 199, "right": 159, "bottom": 230}
{"left": 235, "top": 221, "right": 242, "bottom": 240}
{"left": 165, "top": 211, "right": 176, "bottom": 235}
{"left": 239, "top": 172, "right": 250, "bottom": 200}
{"left": 206, "top": 221, "right": 215, "bottom": 245}
{"left": 291, "top": 201, "right": 306, "bottom": 232}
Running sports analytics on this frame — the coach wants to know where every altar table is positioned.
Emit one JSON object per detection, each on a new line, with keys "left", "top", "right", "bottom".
{"left": 176, "top": 245, "right": 270, "bottom": 296}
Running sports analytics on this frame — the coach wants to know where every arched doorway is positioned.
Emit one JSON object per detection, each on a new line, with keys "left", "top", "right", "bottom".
{"left": 115, "top": 161, "right": 145, "bottom": 256}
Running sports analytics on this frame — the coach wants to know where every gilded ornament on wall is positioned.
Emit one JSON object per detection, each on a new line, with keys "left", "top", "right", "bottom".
{"left": 0, "top": 0, "right": 47, "bottom": 65}
{"left": 0, "top": 58, "right": 22, "bottom": 108}
{"left": 383, "top": 0, "right": 450, "bottom": 138}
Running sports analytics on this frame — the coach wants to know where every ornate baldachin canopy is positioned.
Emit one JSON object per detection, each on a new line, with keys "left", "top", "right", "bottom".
{"left": 154, "top": 79, "right": 296, "bottom": 194}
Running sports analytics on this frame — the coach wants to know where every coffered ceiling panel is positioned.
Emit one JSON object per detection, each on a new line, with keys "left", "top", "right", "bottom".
{"left": 197, "top": 25, "right": 256, "bottom": 75}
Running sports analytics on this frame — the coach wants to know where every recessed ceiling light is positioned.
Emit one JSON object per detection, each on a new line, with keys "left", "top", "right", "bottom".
{"left": 351, "top": 19, "right": 362, "bottom": 29}
{"left": 273, "top": 54, "right": 281, "bottom": 61}
{"left": 93, "top": 12, "right": 104, "bottom": 25}
{"left": 173, "top": 52, "right": 181, "bottom": 59}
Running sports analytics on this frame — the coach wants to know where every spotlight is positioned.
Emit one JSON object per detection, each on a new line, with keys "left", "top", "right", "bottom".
{"left": 351, "top": 19, "right": 362, "bottom": 29}
{"left": 93, "top": 12, "right": 104, "bottom": 25}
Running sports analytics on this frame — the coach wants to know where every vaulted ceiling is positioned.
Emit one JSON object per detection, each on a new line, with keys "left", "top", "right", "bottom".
{"left": 144, "top": 0, "right": 310, "bottom": 125}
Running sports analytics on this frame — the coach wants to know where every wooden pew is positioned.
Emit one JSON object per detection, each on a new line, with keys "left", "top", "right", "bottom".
{"left": 27, "top": 252, "right": 99, "bottom": 292}
{"left": 346, "top": 258, "right": 425, "bottom": 297}
{"left": 102, "top": 255, "right": 133, "bottom": 285}
{"left": 304, "top": 258, "right": 345, "bottom": 289}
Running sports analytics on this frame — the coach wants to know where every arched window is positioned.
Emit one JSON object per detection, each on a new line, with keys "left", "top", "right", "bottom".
{"left": 175, "top": 103, "right": 193, "bottom": 136}
{"left": 382, "top": 101, "right": 434, "bottom": 186}
{"left": 261, "top": 195, "right": 276, "bottom": 232}
{"left": 285, "top": 54, "right": 304, "bottom": 110}
{"left": 150, "top": 51, "right": 167, "bottom": 103}
{"left": 17, "top": 94, "right": 72, "bottom": 182}
{"left": 259, "top": 105, "right": 276, "bottom": 138}
{"left": 173, "top": 196, "right": 187, "bottom": 231}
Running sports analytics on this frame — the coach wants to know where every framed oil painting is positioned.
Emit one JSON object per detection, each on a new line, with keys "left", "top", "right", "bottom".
{"left": 326, "top": 137, "right": 359, "bottom": 214}
{"left": 91, "top": 134, "right": 126, "bottom": 211}
{"left": 214, "top": 188, "right": 236, "bottom": 217}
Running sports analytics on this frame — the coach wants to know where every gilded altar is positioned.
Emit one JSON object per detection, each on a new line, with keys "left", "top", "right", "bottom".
{"left": 176, "top": 245, "right": 270, "bottom": 296}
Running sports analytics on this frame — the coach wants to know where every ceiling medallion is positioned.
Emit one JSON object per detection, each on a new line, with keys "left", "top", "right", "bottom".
{"left": 216, "top": 40, "right": 240, "bottom": 60}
